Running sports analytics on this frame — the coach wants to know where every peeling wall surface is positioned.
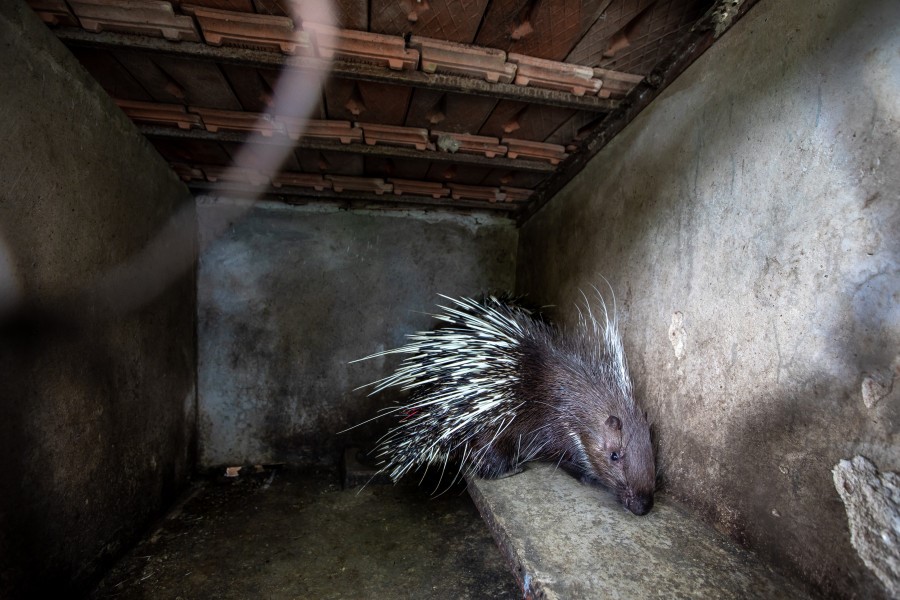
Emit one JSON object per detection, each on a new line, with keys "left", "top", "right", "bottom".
{"left": 0, "top": 1, "right": 197, "bottom": 596}
{"left": 517, "top": 0, "right": 899, "bottom": 597}
{"left": 197, "top": 201, "right": 517, "bottom": 468}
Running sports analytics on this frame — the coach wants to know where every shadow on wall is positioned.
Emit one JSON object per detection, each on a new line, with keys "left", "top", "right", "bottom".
{"left": 518, "top": 1, "right": 899, "bottom": 598}
{"left": 0, "top": 277, "right": 195, "bottom": 597}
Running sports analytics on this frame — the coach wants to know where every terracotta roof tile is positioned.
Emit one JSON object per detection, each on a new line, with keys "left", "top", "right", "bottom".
{"left": 448, "top": 183, "right": 505, "bottom": 202}
{"left": 271, "top": 173, "right": 331, "bottom": 191}
{"left": 410, "top": 36, "right": 517, "bottom": 84}
{"left": 70, "top": 0, "right": 201, "bottom": 41}
{"left": 502, "top": 138, "right": 569, "bottom": 164}
{"left": 389, "top": 178, "right": 450, "bottom": 199}
{"left": 202, "top": 165, "right": 270, "bottom": 185}
{"left": 189, "top": 107, "right": 283, "bottom": 136}
{"left": 116, "top": 99, "right": 202, "bottom": 129}
{"left": 306, "top": 22, "right": 419, "bottom": 71}
{"left": 507, "top": 53, "right": 602, "bottom": 97}
{"left": 276, "top": 117, "right": 363, "bottom": 144}
{"left": 431, "top": 131, "right": 506, "bottom": 158}
{"left": 182, "top": 5, "right": 310, "bottom": 55}
{"left": 594, "top": 68, "right": 644, "bottom": 98}
{"left": 500, "top": 186, "right": 533, "bottom": 202}
{"left": 326, "top": 175, "right": 393, "bottom": 195}
{"left": 360, "top": 123, "right": 433, "bottom": 151}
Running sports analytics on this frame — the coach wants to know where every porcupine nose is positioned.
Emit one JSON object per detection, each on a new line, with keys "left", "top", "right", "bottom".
{"left": 625, "top": 494, "right": 653, "bottom": 516}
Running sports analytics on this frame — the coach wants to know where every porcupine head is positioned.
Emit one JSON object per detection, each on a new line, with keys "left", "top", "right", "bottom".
{"left": 514, "top": 300, "right": 656, "bottom": 516}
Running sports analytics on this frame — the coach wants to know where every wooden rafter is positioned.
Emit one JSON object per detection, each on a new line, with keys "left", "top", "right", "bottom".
{"left": 188, "top": 182, "right": 522, "bottom": 213}
{"left": 55, "top": 28, "right": 620, "bottom": 113}
{"left": 140, "top": 125, "right": 557, "bottom": 173}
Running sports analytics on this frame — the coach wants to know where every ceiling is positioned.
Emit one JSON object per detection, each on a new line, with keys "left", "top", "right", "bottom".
{"left": 28, "top": 0, "right": 748, "bottom": 222}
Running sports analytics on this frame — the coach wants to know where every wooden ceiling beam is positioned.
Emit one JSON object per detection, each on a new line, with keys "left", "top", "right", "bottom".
{"left": 140, "top": 125, "right": 557, "bottom": 173}
{"left": 187, "top": 181, "right": 521, "bottom": 214}
{"left": 55, "top": 28, "right": 618, "bottom": 113}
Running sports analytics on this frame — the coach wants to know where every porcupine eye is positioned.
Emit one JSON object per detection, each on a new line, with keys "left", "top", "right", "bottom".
{"left": 610, "top": 452, "right": 620, "bottom": 462}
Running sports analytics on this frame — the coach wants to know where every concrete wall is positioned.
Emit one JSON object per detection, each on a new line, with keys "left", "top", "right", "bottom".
{"left": 0, "top": 2, "right": 196, "bottom": 596}
{"left": 517, "top": 0, "right": 898, "bottom": 597}
{"left": 197, "top": 200, "right": 517, "bottom": 467}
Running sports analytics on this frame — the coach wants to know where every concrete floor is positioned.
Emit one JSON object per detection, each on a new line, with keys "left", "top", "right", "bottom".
{"left": 90, "top": 467, "right": 518, "bottom": 599}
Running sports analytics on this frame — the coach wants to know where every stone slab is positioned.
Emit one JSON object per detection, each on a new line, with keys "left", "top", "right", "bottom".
{"left": 468, "top": 463, "right": 812, "bottom": 599}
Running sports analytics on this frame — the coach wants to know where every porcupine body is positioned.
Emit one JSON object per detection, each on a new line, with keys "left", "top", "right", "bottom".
{"left": 359, "top": 294, "right": 656, "bottom": 516}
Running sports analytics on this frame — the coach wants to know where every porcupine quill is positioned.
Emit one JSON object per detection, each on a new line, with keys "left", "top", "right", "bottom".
{"left": 349, "top": 289, "right": 656, "bottom": 515}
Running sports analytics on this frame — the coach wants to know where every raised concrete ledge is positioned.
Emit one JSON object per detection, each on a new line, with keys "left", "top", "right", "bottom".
{"left": 467, "top": 464, "right": 812, "bottom": 599}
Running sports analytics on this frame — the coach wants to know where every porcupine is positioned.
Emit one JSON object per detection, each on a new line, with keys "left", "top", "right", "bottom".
{"left": 355, "top": 292, "right": 656, "bottom": 516}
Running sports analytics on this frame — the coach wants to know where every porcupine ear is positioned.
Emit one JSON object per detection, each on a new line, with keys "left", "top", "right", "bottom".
{"left": 605, "top": 415, "right": 622, "bottom": 431}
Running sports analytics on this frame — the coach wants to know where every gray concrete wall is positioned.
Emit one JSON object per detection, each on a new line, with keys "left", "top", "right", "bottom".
{"left": 516, "top": 0, "right": 899, "bottom": 597}
{"left": 197, "top": 200, "right": 517, "bottom": 467}
{"left": 0, "top": 1, "right": 197, "bottom": 596}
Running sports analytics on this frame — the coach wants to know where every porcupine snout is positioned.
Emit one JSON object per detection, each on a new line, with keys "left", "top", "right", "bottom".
{"left": 621, "top": 417, "right": 656, "bottom": 516}
{"left": 623, "top": 491, "right": 654, "bottom": 516}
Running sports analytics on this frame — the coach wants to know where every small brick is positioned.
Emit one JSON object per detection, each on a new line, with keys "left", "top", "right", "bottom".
{"left": 502, "top": 138, "right": 568, "bottom": 165}
{"left": 116, "top": 99, "right": 202, "bottom": 130}
{"left": 70, "top": 0, "right": 200, "bottom": 41}
{"left": 448, "top": 183, "right": 506, "bottom": 203}
{"left": 360, "top": 123, "right": 432, "bottom": 151}
{"left": 507, "top": 53, "right": 601, "bottom": 97}
{"left": 202, "top": 165, "right": 270, "bottom": 186}
{"left": 326, "top": 175, "right": 393, "bottom": 195}
{"left": 183, "top": 5, "right": 310, "bottom": 55}
{"left": 500, "top": 186, "right": 533, "bottom": 203}
{"left": 431, "top": 131, "right": 506, "bottom": 158}
{"left": 271, "top": 173, "right": 331, "bottom": 191}
{"left": 190, "top": 107, "right": 284, "bottom": 137}
{"left": 410, "top": 36, "right": 517, "bottom": 84}
{"left": 593, "top": 68, "right": 644, "bottom": 99}
{"left": 306, "top": 22, "right": 419, "bottom": 71}
{"left": 276, "top": 117, "right": 363, "bottom": 144}
{"left": 389, "top": 179, "right": 450, "bottom": 199}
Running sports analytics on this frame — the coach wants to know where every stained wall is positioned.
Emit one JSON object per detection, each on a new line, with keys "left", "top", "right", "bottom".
{"left": 0, "top": 1, "right": 197, "bottom": 596}
{"left": 517, "top": 0, "right": 899, "bottom": 596}
{"left": 197, "top": 200, "right": 517, "bottom": 467}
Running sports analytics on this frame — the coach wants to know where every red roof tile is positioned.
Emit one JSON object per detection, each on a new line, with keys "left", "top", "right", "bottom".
{"left": 306, "top": 22, "right": 419, "bottom": 71}
{"left": 70, "top": 0, "right": 201, "bottom": 41}
{"left": 183, "top": 5, "right": 310, "bottom": 55}
{"left": 507, "top": 53, "right": 601, "bottom": 97}
{"left": 410, "top": 36, "right": 517, "bottom": 84}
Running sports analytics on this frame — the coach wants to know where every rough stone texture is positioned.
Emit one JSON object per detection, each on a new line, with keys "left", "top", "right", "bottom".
{"left": 516, "top": 0, "right": 899, "bottom": 597}
{"left": 469, "top": 463, "right": 814, "bottom": 599}
{"left": 833, "top": 456, "right": 900, "bottom": 597}
{"left": 0, "top": 1, "right": 197, "bottom": 596}
{"left": 197, "top": 199, "right": 517, "bottom": 468}
{"left": 90, "top": 468, "right": 518, "bottom": 599}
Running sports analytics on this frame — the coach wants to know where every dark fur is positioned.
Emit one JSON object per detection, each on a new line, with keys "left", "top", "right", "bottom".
{"left": 467, "top": 312, "right": 656, "bottom": 515}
